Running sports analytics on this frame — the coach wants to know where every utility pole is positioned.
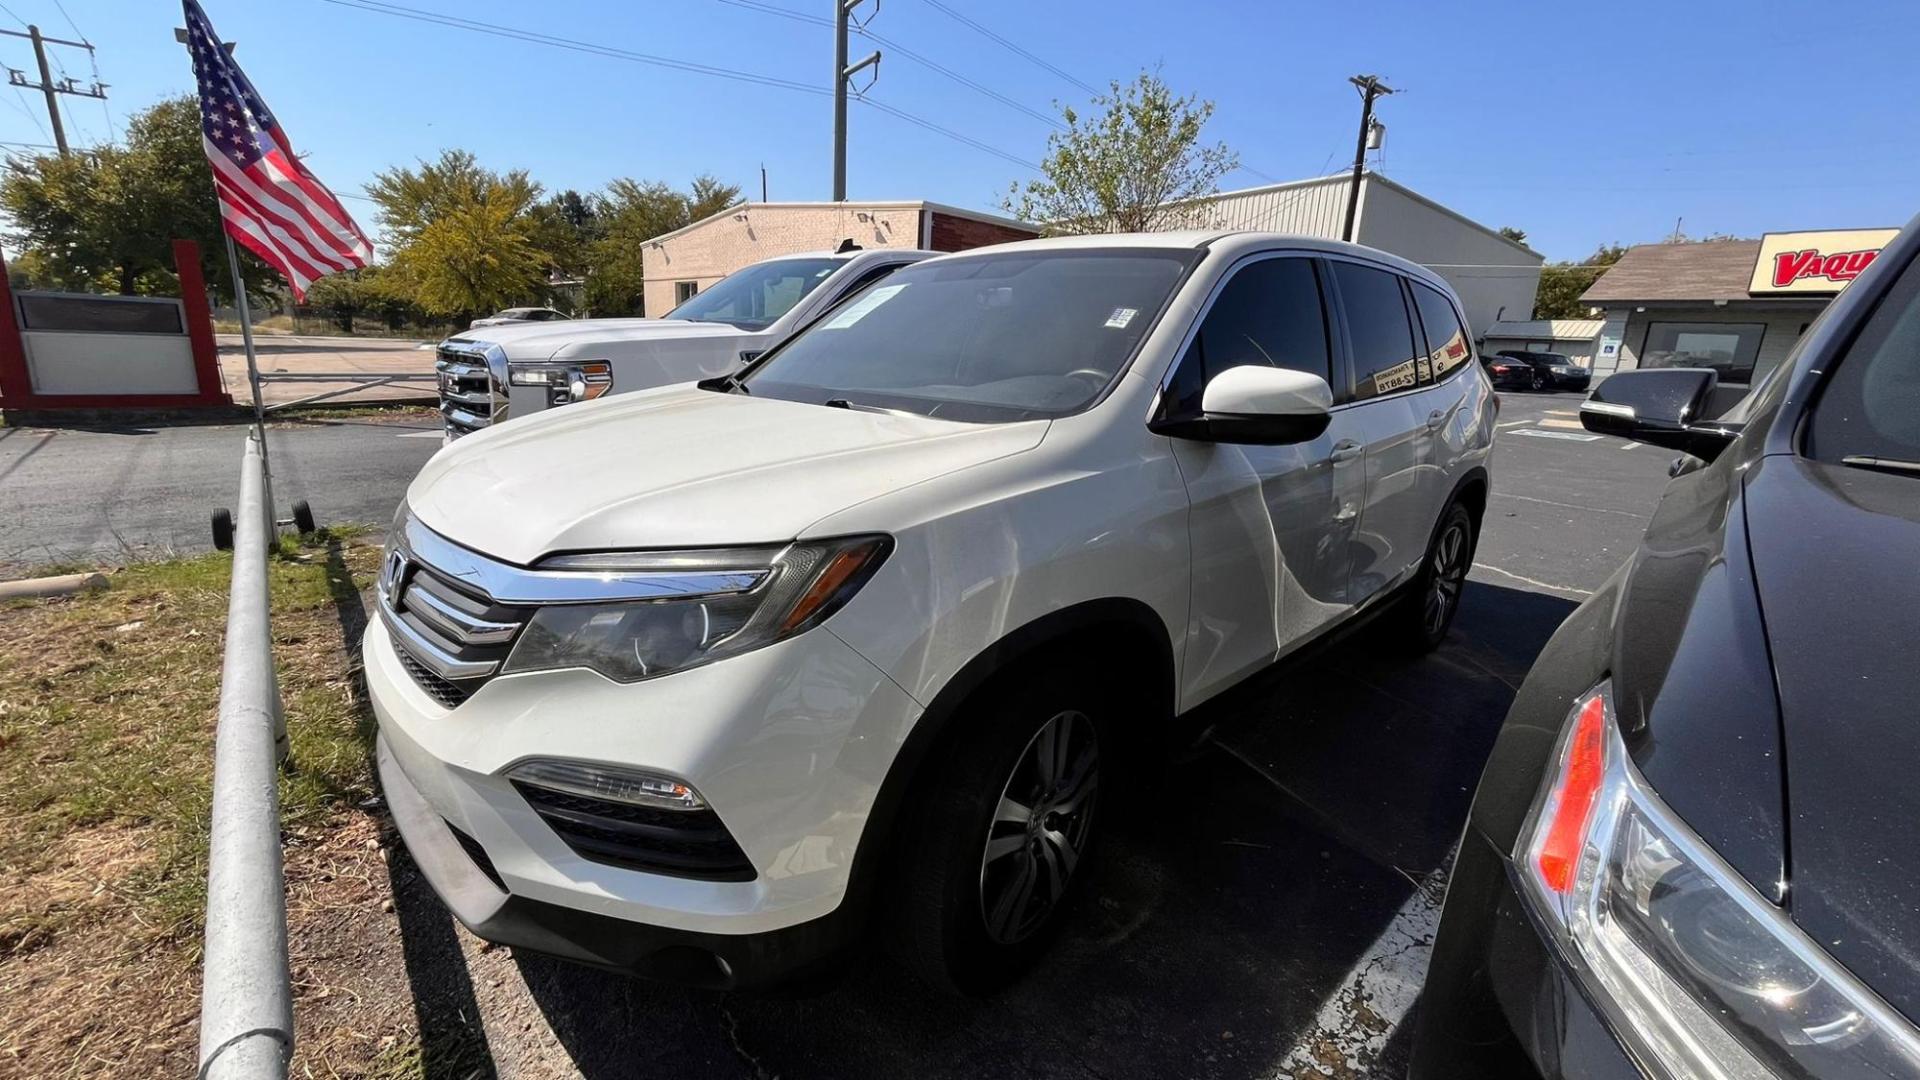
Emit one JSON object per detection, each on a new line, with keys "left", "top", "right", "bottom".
{"left": 1341, "top": 74, "right": 1393, "bottom": 242}
{"left": 1, "top": 26, "right": 106, "bottom": 157}
{"left": 831, "top": 0, "right": 880, "bottom": 201}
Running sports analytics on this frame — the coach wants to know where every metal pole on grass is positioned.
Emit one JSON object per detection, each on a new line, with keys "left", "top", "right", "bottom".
{"left": 196, "top": 434, "right": 293, "bottom": 1080}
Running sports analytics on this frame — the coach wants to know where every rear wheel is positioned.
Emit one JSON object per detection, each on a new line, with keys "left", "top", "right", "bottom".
{"left": 1393, "top": 501, "right": 1475, "bottom": 653}
{"left": 889, "top": 668, "right": 1105, "bottom": 994}
{"left": 1528, "top": 370, "right": 1545, "bottom": 392}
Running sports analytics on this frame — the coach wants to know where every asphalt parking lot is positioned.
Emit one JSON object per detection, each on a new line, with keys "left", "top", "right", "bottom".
{"left": 0, "top": 390, "right": 1669, "bottom": 1076}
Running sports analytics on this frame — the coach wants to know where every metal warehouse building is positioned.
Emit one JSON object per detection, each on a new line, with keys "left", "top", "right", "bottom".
{"left": 1188, "top": 170, "right": 1544, "bottom": 335}
{"left": 638, "top": 200, "right": 1037, "bottom": 316}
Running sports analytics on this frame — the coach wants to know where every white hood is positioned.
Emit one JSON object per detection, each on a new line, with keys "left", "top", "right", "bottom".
{"left": 448, "top": 318, "right": 750, "bottom": 362}
{"left": 407, "top": 385, "right": 1048, "bottom": 565}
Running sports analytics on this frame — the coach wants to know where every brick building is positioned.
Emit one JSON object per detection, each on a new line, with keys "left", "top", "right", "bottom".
{"left": 638, "top": 200, "right": 1037, "bottom": 317}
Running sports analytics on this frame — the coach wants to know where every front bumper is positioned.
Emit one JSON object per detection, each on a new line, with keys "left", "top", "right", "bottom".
{"left": 1410, "top": 824, "right": 1642, "bottom": 1079}
{"left": 363, "top": 613, "right": 923, "bottom": 966}
{"left": 377, "top": 735, "right": 856, "bottom": 988}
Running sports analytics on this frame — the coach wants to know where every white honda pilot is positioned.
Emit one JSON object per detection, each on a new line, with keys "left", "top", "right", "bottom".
{"left": 368, "top": 232, "right": 1496, "bottom": 993}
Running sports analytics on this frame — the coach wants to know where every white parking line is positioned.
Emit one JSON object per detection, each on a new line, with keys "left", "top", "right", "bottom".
{"left": 1472, "top": 563, "right": 1594, "bottom": 597}
{"left": 1495, "top": 419, "right": 1533, "bottom": 429}
{"left": 1510, "top": 429, "right": 1602, "bottom": 443}
{"left": 1270, "top": 861, "right": 1449, "bottom": 1078}
{"left": 1621, "top": 441, "right": 1641, "bottom": 450}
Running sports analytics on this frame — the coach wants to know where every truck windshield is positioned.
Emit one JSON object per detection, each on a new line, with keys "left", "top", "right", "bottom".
{"left": 664, "top": 257, "right": 842, "bottom": 329}
{"left": 741, "top": 249, "right": 1195, "bottom": 422}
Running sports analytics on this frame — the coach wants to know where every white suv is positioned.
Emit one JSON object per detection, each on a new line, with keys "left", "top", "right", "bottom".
{"left": 368, "top": 232, "right": 1496, "bottom": 992}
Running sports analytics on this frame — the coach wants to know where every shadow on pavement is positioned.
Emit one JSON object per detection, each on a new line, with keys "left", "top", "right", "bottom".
{"left": 325, "top": 538, "right": 501, "bottom": 1079}
{"left": 489, "top": 580, "right": 1577, "bottom": 1080}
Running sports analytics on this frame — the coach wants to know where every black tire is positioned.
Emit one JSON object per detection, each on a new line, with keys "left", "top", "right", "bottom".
{"left": 1528, "top": 371, "right": 1545, "bottom": 392}
{"left": 887, "top": 666, "right": 1108, "bottom": 995}
{"left": 1393, "top": 501, "right": 1476, "bottom": 653}
{"left": 292, "top": 499, "right": 317, "bottom": 535}
{"left": 210, "top": 507, "right": 234, "bottom": 551}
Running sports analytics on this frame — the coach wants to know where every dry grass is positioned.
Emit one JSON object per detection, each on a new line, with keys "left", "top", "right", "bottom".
{"left": 0, "top": 529, "right": 455, "bottom": 1077}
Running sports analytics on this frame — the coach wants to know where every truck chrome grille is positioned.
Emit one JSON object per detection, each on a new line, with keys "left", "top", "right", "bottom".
{"left": 378, "top": 542, "right": 531, "bottom": 708}
{"left": 436, "top": 343, "right": 504, "bottom": 439}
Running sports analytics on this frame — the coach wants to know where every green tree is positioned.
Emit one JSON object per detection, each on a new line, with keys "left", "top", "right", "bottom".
{"left": 1533, "top": 243, "right": 1628, "bottom": 320}
{"left": 582, "top": 174, "right": 741, "bottom": 315}
{"left": 369, "top": 150, "right": 548, "bottom": 318}
{"left": 0, "top": 96, "right": 274, "bottom": 299}
{"left": 1002, "top": 71, "right": 1238, "bottom": 234}
{"left": 1498, "top": 225, "right": 1529, "bottom": 246}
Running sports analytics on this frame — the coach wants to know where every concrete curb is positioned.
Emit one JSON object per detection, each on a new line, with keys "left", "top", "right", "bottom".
{"left": 0, "top": 571, "right": 108, "bottom": 600}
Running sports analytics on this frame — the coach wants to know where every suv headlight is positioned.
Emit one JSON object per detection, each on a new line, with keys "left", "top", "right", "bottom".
{"left": 508, "top": 360, "right": 613, "bottom": 405}
{"left": 1519, "top": 682, "right": 1920, "bottom": 1078}
{"left": 500, "top": 535, "right": 891, "bottom": 683}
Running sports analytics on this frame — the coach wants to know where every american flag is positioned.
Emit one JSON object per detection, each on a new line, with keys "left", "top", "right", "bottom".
{"left": 183, "top": 0, "right": 371, "bottom": 299}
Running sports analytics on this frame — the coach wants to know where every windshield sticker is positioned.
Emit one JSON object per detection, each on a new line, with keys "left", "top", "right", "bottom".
{"left": 822, "top": 284, "right": 908, "bottom": 329}
{"left": 1104, "top": 307, "right": 1138, "bottom": 329}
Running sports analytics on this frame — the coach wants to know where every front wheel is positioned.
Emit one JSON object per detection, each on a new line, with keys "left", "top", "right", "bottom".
{"left": 888, "top": 670, "right": 1105, "bottom": 994}
{"left": 1528, "top": 371, "right": 1545, "bottom": 392}
{"left": 1392, "top": 501, "right": 1475, "bottom": 653}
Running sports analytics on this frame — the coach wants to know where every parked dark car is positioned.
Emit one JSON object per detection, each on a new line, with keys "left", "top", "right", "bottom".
{"left": 1412, "top": 212, "right": 1920, "bottom": 1078}
{"left": 1486, "top": 350, "right": 1591, "bottom": 391}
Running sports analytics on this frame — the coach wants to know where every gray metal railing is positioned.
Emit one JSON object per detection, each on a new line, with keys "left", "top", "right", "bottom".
{"left": 197, "top": 431, "right": 293, "bottom": 1080}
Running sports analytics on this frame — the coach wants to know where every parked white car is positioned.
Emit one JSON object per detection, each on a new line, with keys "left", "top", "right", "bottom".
{"left": 434, "top": 248, "right": 933, "bottom": 438}
{"left": 469, "top": 306, "right": 571, "bottom": 329}
{"left": 369, "top": 232, "right": 1496, "bottom": 993}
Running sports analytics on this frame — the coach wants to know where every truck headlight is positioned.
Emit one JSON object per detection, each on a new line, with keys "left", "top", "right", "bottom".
{"left": 1519, "top": 682, "right": 1920, "bottom": 1078}
{"left": 508, "top": 360, "right": 613, "bottom": 404}
{"left": 501, "top": 535, "right": 891, "bottom": 683}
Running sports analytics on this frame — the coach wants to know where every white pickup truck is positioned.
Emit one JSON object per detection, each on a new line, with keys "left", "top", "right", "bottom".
{"left": 434, "top": 247, "right": 933, "bottom": 438}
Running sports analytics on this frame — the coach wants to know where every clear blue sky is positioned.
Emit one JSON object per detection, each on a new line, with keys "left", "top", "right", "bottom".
{"left": 11, "top": 0, "right": 1918, "bottom": 261}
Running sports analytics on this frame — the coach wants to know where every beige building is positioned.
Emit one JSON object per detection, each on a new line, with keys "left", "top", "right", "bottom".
{"left": 1187, "top": 170, "right": 1544, "bottom": 335}
{"left": 1579, "top": 228, "right": 1899, "bottom": 385}
{"left": 639, "top": 200, "right": 1036, "bottom": 317}
{"left": 1479, "top": 318, "right": 1605, "bottom": 366}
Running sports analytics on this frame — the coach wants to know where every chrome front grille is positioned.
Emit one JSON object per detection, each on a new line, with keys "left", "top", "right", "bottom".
{"left": 378, "top": 541, "right": 532, "bottom": 707}
{"left": 436, "top": 342, "right": 505, "bottom": 439}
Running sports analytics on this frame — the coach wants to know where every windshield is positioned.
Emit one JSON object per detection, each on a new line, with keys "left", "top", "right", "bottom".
{"left": 665, "top": 257, "right": 842, "bottom": 329}
{"left": 1806, "top": 248, "right": 1920, "bottom": 471}
{"left": 741, "top": 249, "right": 1195, "bottom": 422}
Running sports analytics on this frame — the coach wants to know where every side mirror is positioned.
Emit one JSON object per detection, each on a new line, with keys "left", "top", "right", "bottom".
{"left": 1150, "top": 365, "right": 1334, "bottom": 446}
{"left": 1579, "top": 368, "right": 1739, "bottom": 461}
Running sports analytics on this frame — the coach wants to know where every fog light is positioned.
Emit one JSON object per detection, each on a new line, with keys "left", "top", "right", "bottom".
{"left": 506, "top": 759, "right": 705, "bottom": 811}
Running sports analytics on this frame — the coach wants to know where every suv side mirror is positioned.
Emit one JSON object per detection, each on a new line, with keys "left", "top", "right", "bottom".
{"left": 1579, "top": 368, "right": 1739, "bottom": 461}
{"left": 1150, "top": 365, "right": 1334, "bottom": 446}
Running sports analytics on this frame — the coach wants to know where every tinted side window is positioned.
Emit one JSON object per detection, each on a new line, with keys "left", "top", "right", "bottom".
{"left": 1333, "top": 261, "right": 1422, "bottom": 400}
{"left": 1166, "top": 257, "right": 1331, "bottom": 416}
{"left": 1411, "top": 282, "right": 1474, "bottom": 380}
{"left": 1806, "top": 250, "right": 1920, "bottom": 464}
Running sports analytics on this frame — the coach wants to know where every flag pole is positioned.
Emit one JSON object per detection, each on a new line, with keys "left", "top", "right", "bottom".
{"left": 222, "top": 233, "right": 275, "bottom": 527}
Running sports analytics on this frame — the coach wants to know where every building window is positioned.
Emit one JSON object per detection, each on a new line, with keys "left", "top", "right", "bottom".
{"left": 675, "top": 281, "right": 699, "bottom": 304}
{"left": 1639, "top": 321, "right": 1766, "bottom": 384}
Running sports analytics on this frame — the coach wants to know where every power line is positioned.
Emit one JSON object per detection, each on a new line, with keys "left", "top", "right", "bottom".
{"left": 715, "top": 0, "right": 1064, "bottom": 131}
{"left": 857, "top": 93, "right": 1038, "bottom": 171}
{"left": 715, "top": 0, "right": 1062, "bottom": 131}
{"left": 0, "top": 4, "right": 23, "bottom": 30}
{"left": 921, "top": 0, "right": 1096, "bottom": 96}
{"left": 49, "top": 0, "right": 82, "bottom": 41}
{"left": 317, "top": 0, "right": 830, "bottom": 96}
{"left": 322, "top": 0, "right": 1038, "bottom": 175}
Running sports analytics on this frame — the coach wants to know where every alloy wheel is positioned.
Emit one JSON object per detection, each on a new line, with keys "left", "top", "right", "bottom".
{"left": 1424, "top": 518, "right": 1471, "bottom": 638}
{"left": 978, "top": 710, "right": 1099, "bottom": 945}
